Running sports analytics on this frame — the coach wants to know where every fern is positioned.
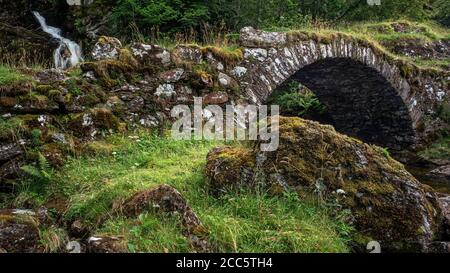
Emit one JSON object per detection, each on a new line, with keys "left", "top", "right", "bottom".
{"left": 21, "top": 153, "right": 53, "bottom": 184}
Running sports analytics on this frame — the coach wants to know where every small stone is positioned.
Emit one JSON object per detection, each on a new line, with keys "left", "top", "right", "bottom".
{"left": 231, "top": 66, "right": 248, "bottom": 78}
{"left": 203, "top": 92, "right": 229, "bottom": 105}
{"left": 159, "top": 68, "right": 185, "bottom": 83}
{"left": 155, "top": 84, "right": 176, "bottom": 98}
{"left": 87, "top": 236, "right": 127, "bottom": 253}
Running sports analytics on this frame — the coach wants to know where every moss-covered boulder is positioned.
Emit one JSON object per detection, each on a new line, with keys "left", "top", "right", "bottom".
{"left": 205, "top": 117, "right": 445, "bottom": 252}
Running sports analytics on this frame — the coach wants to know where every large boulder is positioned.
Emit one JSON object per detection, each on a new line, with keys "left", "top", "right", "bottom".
{"left": 205, "top": 117, "right": 444, "bottom": 252}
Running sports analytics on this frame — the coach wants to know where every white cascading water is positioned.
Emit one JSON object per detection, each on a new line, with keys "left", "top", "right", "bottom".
{"left": 32, "top": 11, "right": 83, "bottom": 69}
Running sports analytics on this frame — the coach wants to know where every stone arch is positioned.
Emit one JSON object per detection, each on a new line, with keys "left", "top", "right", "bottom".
{"left": 278, "top": 57, "right": 416, "bottom": 150}
{"left": 234, "top": 27, "right": 449, "bottom": 149}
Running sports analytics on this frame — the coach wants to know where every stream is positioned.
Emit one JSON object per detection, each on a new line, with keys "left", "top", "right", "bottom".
{"left": 32, "top": 11, "right": 83, "bottom": 69}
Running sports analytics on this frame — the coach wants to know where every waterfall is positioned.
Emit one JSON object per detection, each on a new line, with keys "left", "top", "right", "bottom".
{"left": 32, "top": 11, "right": 83, "bottom": 69}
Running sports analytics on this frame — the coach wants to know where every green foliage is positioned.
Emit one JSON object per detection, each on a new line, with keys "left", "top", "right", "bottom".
{"left": 433, "top": 0, "right": 450, "bottom": 26}
{"left": 14, "top": 131, "right": 352, "bottom": 253}
{"left": 31, "top": 129, "right": 42, "bottom": 147}
{"left": 20, "top": 153, "right": 53, "bottom": 186}
{"left": 0, "top": 65, "right": 30, "bottom": 86}
{"left": 269, "top": 82, "right": 326, "bottom": 117}
{"left": 419, "top": 136, "right": 450, "bottom": 162}
{"left": 110, "top": 0, "right": 210, "bottom": 36}
{"left": 106, "top": 0, "right": 445, "bottom": 39}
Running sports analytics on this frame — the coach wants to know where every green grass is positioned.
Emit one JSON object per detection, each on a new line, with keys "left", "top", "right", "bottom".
{"left": 419, "top": 136, "right": 450, "bottom": 162}
{"left": 13, "top": 130, "right": 352, "bottom": 253}
{"left": 0, "top": 65, "right": 31, "bottom": 86}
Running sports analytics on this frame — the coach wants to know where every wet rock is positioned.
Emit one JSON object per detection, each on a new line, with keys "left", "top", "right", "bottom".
{"left": 87, "top": 236, "right": 127, "bottom": 253}
{"left": 0, "top": 209, "right": 42, "bottom": 253}
{"left": 205, "top": 117, "right": 444, "bottom": 252}
{"left": 427, "top": 165, "right": 450, "bottom": 184}
{"left": 92, "top": 36, "right": 122, "bottom": 60}
{"left": 120, "top": 185, "right": 210, "bottom": 251}
{"left": 159, "top": 68, "right": 185, "bottom": 83}
{"left": 131, "top": 43, "right": 171, "bottom": 66}
{"left": 203, "top": 92, "right": 229, "bottom": 105}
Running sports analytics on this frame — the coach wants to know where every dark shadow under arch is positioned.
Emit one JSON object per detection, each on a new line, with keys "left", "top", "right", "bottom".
{"left": 271, "top": 58, "right": 416, "bottom": 150}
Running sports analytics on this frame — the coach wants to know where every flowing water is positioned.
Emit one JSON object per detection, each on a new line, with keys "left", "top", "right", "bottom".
{"left": 32, "top": 11, "right": 83, "bottom": 69}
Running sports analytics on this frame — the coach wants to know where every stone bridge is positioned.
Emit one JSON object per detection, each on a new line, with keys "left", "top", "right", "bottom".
{"left": 218, "top": 27, "right": 449, "bottom": 150}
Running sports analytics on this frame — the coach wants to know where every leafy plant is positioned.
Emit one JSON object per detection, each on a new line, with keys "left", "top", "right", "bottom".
{"left": 270, "top": 82, "right": 326, "bottom": 117}
{"left": 21, "top": 153, "right": 53, "bottom": 185}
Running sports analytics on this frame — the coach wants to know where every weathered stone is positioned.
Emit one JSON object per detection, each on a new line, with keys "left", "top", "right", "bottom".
{"left": 172, "top": 45, "right": 203, "bottom": 64}
{"left": 92, "top": 36, "right": 122, "bottom": 61}
{"left": 139, "top": 115, "right": 159, "bottom": 128}
{"left": 203, "top": 92, "right": 229, "bottom": 105}
{"left": 240, "top": 27, "right": 287, "bottom": 48}
{"left": 231, "top": 66, "right": 248, "bottom": 78}
{"left": 427, "top": 165, "right": 450, "bottom": 184}
{"left": 155, "top": 84, "right": 176, "bottom": 98}
{"left": 87, "top": 236, "right": 127, "bottom": 253}
{"left": 34, "top": 69, "right": 66, "bottom": 83}
{"left": 0, "top": 158, "right": 23, "bottom": 181}
{"left": 0, "top": 143, "right": 24, "bottom": 162}
{"left": 0, "top": 209, "right": 42, "bottom": 253}
{"left": 244, "top": 48, "right": 268, "bottom": 62}
{"left": 131, "top": 43, "right": 171, "bottom": 66}
{"left": 159, "top": 68, "right": 185, "bottom": 83}
{"left": 128, "top": 97, "right": 145, "bottom": 112}
{"left": 234, "top": 27, "right": 449, "bottom": 149}
{"left": 218, "top": 72, "right": 234, "bottom": 87}
{"left": 205, "top": 117, "right": 444, "bottom": 252}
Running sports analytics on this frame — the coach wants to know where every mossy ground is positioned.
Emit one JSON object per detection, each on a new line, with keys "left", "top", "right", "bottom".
{"left": 4, "top": 130, "right": 352, "bottom": 253}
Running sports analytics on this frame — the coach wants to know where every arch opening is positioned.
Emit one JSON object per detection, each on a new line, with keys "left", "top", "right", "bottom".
{"left": 267, "top": 58, "right": 416, "bottom": 150}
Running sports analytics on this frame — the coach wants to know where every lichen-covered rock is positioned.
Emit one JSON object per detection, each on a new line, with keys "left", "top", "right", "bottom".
{"left": 172, "top": 45, "right": 203, "bottom": 64}
{"left": 131, "top": 43, "right": 171, "bottom": 66}
{"left": 0, "top": 209, "right": 42, "bottom": 253}
{"left": 92, "top": 36, "right": 122, "bottom": 61}
{"left": 87, "top": 235, "right": 127, "bottom": 253}
{"left": 155, "top": 84, "right": 176, "bottom": 98}
{"left": 205, "top": 117, "right": 444, "bottom": 252}
{"left": 159, "top": 68, "right": 185, "bottom": 83}
{"left": 240, "top": 27, "right": 287, "bottom": 48}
